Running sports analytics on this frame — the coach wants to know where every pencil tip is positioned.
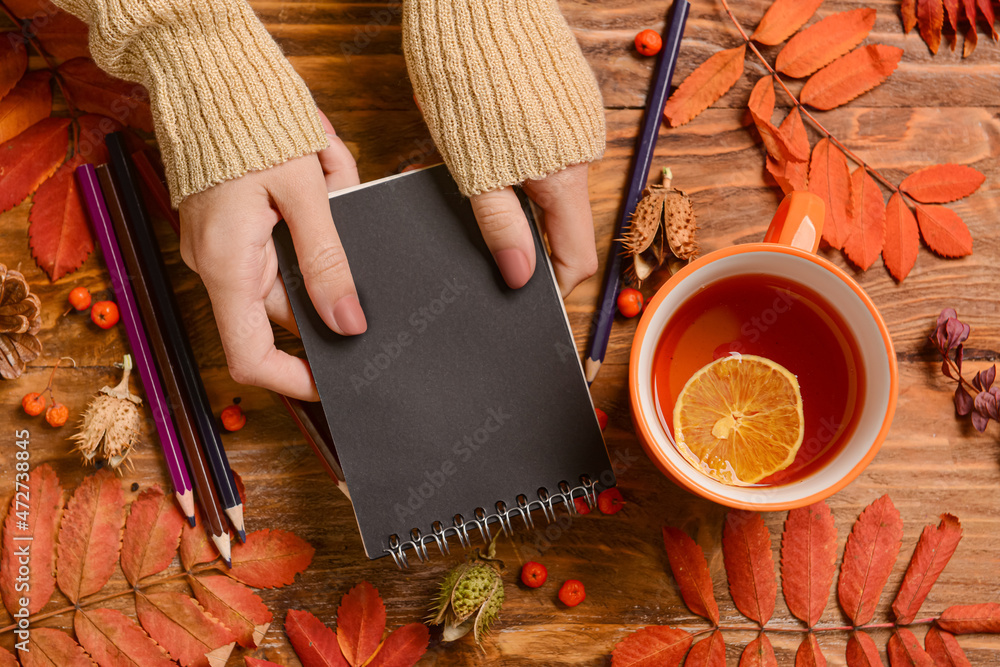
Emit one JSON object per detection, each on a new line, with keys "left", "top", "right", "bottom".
{"left": 211, "top": 532, "right": 232, "bottom": 565}
{"left": 187, "top": 516, "right": 196, "bottom": 528}
{"left": 224, "top": 504, "right": 246, "bottom": 539}
{"left": 584, "top": 357, "right": 601, "bottom": 383}
{"left": 237, "top": 528, "right": 247, "bottom": 543}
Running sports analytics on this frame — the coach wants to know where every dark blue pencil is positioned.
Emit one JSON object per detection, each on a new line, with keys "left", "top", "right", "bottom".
{"left": 584, "top": 0, "right": 689, "bottom": 383}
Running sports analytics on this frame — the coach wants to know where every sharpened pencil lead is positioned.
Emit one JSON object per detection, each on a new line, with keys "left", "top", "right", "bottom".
{"left": 187, "top": 515, "right": 196, "bottom": 528}
{"left": 211, "top": 531, "right": 232, "bottom": 566}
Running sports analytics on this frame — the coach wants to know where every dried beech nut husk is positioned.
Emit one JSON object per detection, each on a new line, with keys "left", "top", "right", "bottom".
{"left": 0, "top": 263, "right": 43, "bottom": 380}
{"left": 622, "top": 170, "right": 699, "bottom": 285}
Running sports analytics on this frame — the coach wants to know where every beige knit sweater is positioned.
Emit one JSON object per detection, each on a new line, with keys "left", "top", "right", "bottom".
{"left": 54, "top": 0, "right": 605, "bottom": 204}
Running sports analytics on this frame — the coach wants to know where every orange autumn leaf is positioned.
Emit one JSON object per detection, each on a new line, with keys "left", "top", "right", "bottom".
{"left": 18, "top": 627, "right": 92, "bottom": 667}
{"left": 780, "top": 502, "right": 837, "bottom": 628}
{"left": 903, "top": 0, "right": 918, "bottom": 33}
{"left": 917, "top": 0, "right": 945, "bottom": 53}
{"left": 366, "top": 623, "right": 430, "bottom": 667}
{"left": 180, "top": 510, "right": 220, "bottom": 570}
{"left": 723, "top": 510, "right": 776, "bottom": 625}
{"left": 189, "top": 574, "right": 273, "bottom": 649}
{"left": 888, "top": 628, "right": 935, "bottom": 666}
{"left": 915, "top": 204, "right": 973, "bottom": 258}
{"left": 3, "top": 0, "right": 57, "bottom": 19}
{"left": 337, "top": 581, "right": 387, "bottom": 667}
{"left": 136, "top": 591, "right": 237, "bottom": 667}
{"left": 28, "top": 155, "right": 95, "bottom": 282}
{"left": 285, "top": 608, "right": 349, "bottom": 667}
{"left": 0, "top": 70, "right": 52, "bottom": 144}
{"left": 766, "top": 108, "right": 810, "bottom": 194}
{"left": 58, "top": 57, "right": 153, "bottom": 132}
{"left": 846, "top": 631, "right": 884, "bottom": 666}
{"left": 739, "top": 633, "right": 777, "bottom": 667}
{"left": 0, "top": 649, "right": 15, "bottom": 667}
{"left": 843, "top": 167, "right": 886, "bottom": 271}
{"left": 776, "top": 8, "right": 877, "bottom": 78}
{"left": 752, "top": 0, "right": 825, "bottom": 45}
{"left": 685, "top": 630, "right": 725, "bottom": 667}
{"left": 882, "top": 192, "right": 920, "bottom": 281}
{"left": 75, "top": 607, "right": 175, "bottom": 667}
{"left": 924, "top": 627, "right": 970, "bottom": 665}
{"left": 56, "top": 468, "right": 125, "bottom": 603}
{"left": 611, "top": 626, "right": 692, "bottom": 667}
{"left": 0, "top": 463, "right": 63, "bottom": 615}
{"left": 962, "top": 0, "right": 979, "bottom": 56}
{"left": 0, "top": 117, "right": 69, "bottom": 213}
{"left": 0, "top": 37, "right": 28, "bottom": 99}
{"left": 662, "top": 527, "right": 720, "bottom": 624}
{"left": 808, "top": 139, "right": 852, "bottom": 249}
{"left": 30, "top": 9, "right": 90, "bottom": 62}
{"left": 892, "top": 514, "right": 963, "bottom": 624}
{"left": 228, "top": 528, "right": 315, "bottom": 589}
{"left": 944, "top": 0, "right": 961, "bottom": 33}
{"left": 837, "top": 495, "right": 903, "bottom": 626}
{"left": 748, "top": 77, "right": 808, "bottom": 164}
{"left": 900, "top": 164, "right": 985, "bottom": 203}
{"left": 663, "top": 45, "right": 745, "bottom": 127}
{"left": 795, "top": 634, "right": 827, "bottom": 667}
{"left": 937, "top": 602, "right": 1000, "bottom": 634}
{"left": 245, "top": 659, "right": 283, "bottom": 667}
{"left": 800, "top": 45, "right": 903, "bottom": 111}
{"left": 979, "top": 0, "right": 998, "bottom": 40}
{"left": 121, "top": 485, "right": 185, "bottom": 586}
{"left": 748, "top": 74, "right": 775, "bottom": 120}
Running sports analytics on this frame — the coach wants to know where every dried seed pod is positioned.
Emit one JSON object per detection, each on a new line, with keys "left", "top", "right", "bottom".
{"left": 0, "top": 263, "right": 43, "bottom": 380}
{"left": 72, "top": 354, "right": 142, "bottom": 470}
{"left": 622, "top": 169, "right": 699, "bottom": 285}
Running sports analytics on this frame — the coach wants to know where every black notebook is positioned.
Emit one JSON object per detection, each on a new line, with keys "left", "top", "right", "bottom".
{"left": 273, "top": 165, "right": 614, "bottom": 565}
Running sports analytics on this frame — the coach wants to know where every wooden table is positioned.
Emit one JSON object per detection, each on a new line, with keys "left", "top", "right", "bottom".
{"left": 2, "top": 0, "right": 999, "bottom": 664}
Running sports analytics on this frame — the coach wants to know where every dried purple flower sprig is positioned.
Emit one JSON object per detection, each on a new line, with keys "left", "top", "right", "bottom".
{"left": 932, "top": 308, "right": 999, "bottom": 432}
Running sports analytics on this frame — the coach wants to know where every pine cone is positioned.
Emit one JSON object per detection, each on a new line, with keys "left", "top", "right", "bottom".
{"left": 0, "top": 263, "right": 42, "bottom": 380}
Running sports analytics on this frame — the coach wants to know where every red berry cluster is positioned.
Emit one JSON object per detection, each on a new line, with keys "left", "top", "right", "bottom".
{"left": 68, "top": 287, "right": 120, "bottom": 329}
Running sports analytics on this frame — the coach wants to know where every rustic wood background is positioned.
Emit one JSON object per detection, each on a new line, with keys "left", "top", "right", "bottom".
{"left": 1, "top": 0, "right": 999, "bottom": 664}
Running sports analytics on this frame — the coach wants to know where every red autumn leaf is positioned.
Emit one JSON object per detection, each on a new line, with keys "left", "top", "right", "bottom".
{"left": 723, "top": 510, "right": 777, "bottom": 625}
{"left": 0, "top": 648, "right": 15, "bottom": 667}
{"left": 915, "top": 204, "right": 973, "bottom": 258}
{"left": 30, "top": 9, "right": 90, "bottom": 61}
{"left": 917, "top": 0, "right": 945, "bottom": 53}
{"left": 190, "top": 574, "right": 273, "bottom": 649}
{"left": 766, "top": 107, "right": 810, "bottom": 194}
{"left": 900, "top": 164, "right": 985, "bottom": 203}
{"left": 663, "top": 45, "right": 746, "bottom": 128}
{"left": 367, "top": 623, "right": 430, "bottom": 667}
{"left": 943, "top": 0, "right": 961, "bottom": 32}
{"left": 962, "top": 0, "right": 979, "bottom": 57}
{"left": 843, "top": 167, "right": 886, "bottom": 271}
{"left": 611, "top": 626, "right": 692, "bottom": 667}
{"left": 800, "top": 45, "right": 903, "bottom": 111}
{"left": 662, "top": 526, "right": 720, "bottom": 624}
{"left": 0, "top": 37, "right": 28, "bottom": 99}
{"left": 888, "top": 628, "right": 935, "bottom": 666}
{"left": 924, "top": 627, "right": 971, "bottom": 666}
{"left": 739, "top": 633, "right": 777, "bottom": 667}
{"left": 56, "top": 468, "right": 125, "bottom": 603}
{"left": 892, "top": 514, "right": 963, "bottom": 623}
{"left": 776, "top": 9, "right": 877, "bottom": 78}
{"left": 75, "top": 607, "right": 175, "bottom": 667}
{"left": 3, "top": 0, "right": 58, "bottom": 19}
{"left": 121, "top": 484, "right": 185, "bottom": 585}
{"left": 795, "top": 634, "right": 826, "bottom": 667}
{"left": 978, "top": 0, "right": 998, "bottom": 39}
{"left": 748, "top": 77, "right": 808, "bottom": 164}
{"left": 780, "top": 501, "right": 837, "bottom": 627}
{"left": 75, "top": 113, "right": 123, "bottom": 165}
{"left": 837, "top": 494, "right": 903, "bottom": 626}
{"left": 245, "top": 659, "right": 283, "bottom": 667}
{"left": 57, "top": 57, "right": 154, "bottom": 132}
{"left": 136, "top": 591, "right": 237, "bottom": 667}
{"left": 228, "top": 529, "right": 315, "bottom": 589}
{"left": 180, "top": 510, "right": 220, "bottom": 570}
{"left": 902, "top": 0, "right": 918, "bottom": 32}
{"left": 882, "top": 193, "right": 920, "bottom": 282}
{"left": 808, "top": 138, "right": 852, "bottom": 249}
{"left": 846, "top": 631, "right": 885, "bottom": 667}
{"left": 285, "top": 608, "right": 349, "bottom": 667}
{"left": 685, "top": 630, "right": 725, "bottom": 667}
{"left": 751, "top": 0, "right": 825, "bottom": 45}
{"left": 937, "top": 603, "right": 1000, "bottom": 634}
{"left": 0, "top": 116, "right": 69, "bottom": 213}
{"left": 28, "top": 154, "right": 95, "bottom": 282}
{"left": 337, "top": 581, "right": 387, "bottom": 666}
{"left": 0, "top": 70, "right": 52, "bottom": 144}
{"left": 18, "top": 627, "right": 92, "bottom": 667}
{"left": 1, "top": 463, "right": 62, "bottom": 615}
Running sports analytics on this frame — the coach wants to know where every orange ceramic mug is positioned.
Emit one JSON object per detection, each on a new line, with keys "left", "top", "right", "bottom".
{"left": 628, "top": 192, "right": 898, "bottom": 509}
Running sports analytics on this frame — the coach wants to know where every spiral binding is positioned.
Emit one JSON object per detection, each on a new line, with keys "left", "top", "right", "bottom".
{"left": 384, "top": 476, "right": 599, "bottom": 568}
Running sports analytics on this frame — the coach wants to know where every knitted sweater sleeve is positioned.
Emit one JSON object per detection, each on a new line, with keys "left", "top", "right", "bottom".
{"left": 50, "top": 0, "right": 328, "bottom": 207}
{"left": 402, "top": 0, "right": 606, "bottom": 197}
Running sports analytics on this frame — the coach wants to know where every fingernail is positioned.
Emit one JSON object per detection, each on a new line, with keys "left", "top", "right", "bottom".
{"left": 494, "top": 248, "right": 532, "bottom": 289}
{"left": 332, "top": 295, "right": 367, "bottom": 335}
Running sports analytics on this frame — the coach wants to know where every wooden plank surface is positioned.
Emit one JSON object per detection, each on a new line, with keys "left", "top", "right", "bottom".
{"left": 1, "top": 0, "right": 999, "bottom": 664}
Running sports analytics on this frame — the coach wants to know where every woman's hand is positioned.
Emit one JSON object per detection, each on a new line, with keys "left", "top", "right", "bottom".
{"left": 179, "top": 112, "right": 364, "bottom": 401}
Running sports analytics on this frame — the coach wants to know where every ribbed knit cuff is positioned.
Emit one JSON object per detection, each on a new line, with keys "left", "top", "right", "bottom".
{"left": 56, "top": 0, "right": 328, "bottom": 207}
{"left": 402, "top": 0, "right": 606, "bottom": 197}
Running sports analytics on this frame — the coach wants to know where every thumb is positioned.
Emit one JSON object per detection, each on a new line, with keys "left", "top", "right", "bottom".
{"left": 469, "top": 187, "right": 537, "bottom": 289}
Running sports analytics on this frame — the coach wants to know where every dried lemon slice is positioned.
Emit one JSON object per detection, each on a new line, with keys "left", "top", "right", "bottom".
{"left": 673, "top": 354, "right": 804, "bottom": 485}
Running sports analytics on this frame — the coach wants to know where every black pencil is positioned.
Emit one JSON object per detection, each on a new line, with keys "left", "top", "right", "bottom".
{"left": 104, "top": 132, "right": 246, "bottom": 541}
{"left": 96, "top": 163, "right": 233, "bottom": 566}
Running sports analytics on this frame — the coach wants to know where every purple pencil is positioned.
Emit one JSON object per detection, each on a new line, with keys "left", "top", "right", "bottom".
{"left": 76, "top": 163, "right": 196, "bottom": 524}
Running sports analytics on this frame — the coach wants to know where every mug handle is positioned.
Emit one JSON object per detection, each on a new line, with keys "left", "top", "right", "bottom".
{"left": 763, "top": 191, "right": 826, "bottom": 253}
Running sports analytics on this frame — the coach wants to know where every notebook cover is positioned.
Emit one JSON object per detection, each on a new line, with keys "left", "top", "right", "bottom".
{"left": 274, "top": 165, "right": 614, "bottom": 559}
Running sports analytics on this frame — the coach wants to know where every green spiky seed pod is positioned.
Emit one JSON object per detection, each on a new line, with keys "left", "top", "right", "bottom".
{"left": 428, "top": 536, "right": 505, "bottom": 646}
